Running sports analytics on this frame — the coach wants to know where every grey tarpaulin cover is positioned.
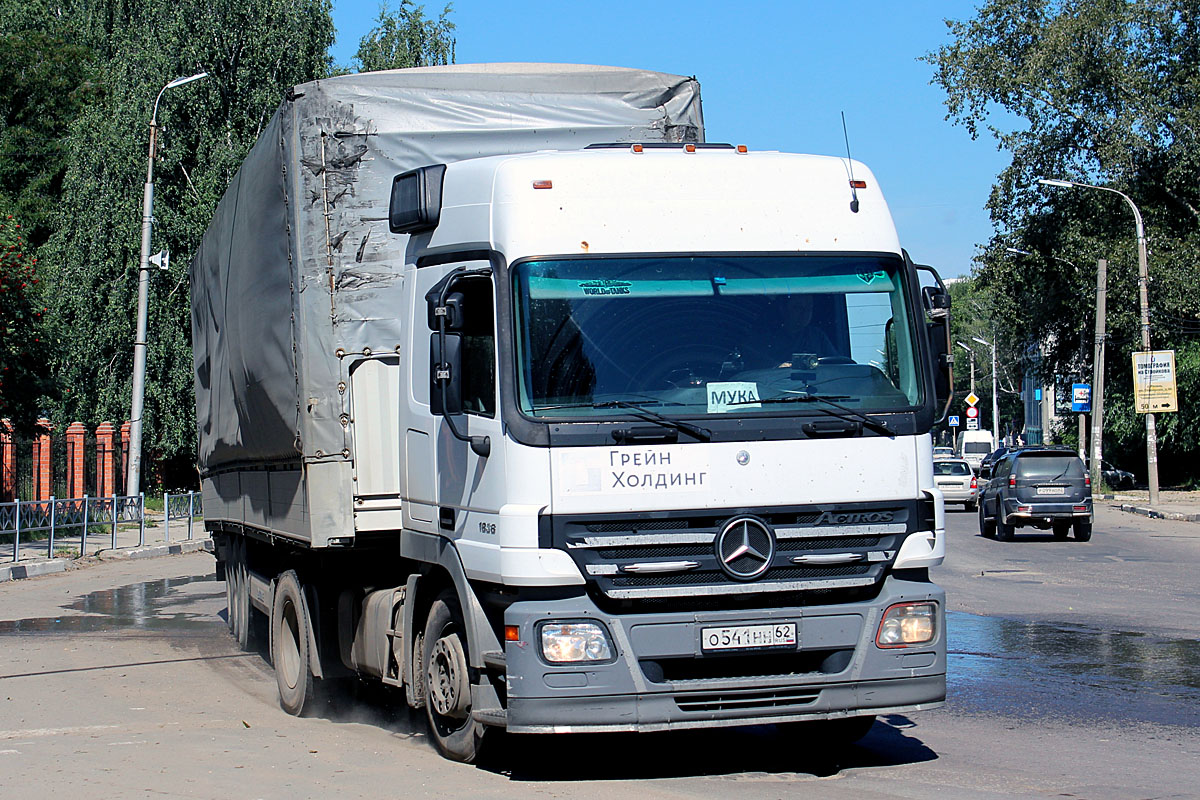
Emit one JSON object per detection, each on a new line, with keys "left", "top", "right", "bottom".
{"left": 191, "top": 64, "right": 704, "bottom": 474}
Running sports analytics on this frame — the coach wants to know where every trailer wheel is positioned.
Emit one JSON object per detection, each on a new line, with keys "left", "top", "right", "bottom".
{"left": 423, "top": 591, "right": 486, "bottom": 763}
{"left": 272, "top": 570, "right": 316, "bottom": 716}
{"left": 229, "top": 538, "right": 254, "bottom": 649}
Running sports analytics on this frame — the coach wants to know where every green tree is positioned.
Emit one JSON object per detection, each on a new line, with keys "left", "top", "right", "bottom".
{"left": 353, "top": 1, "right": 455, "bottom": 72}
{"left": 0, "top": 211, "right": 49, "bottom": 428}
{"left": 927, "top": 0, "right": 1200, "bottom": 482}
{"left": 32, "top": 0, "right": 334, "bottom": 483}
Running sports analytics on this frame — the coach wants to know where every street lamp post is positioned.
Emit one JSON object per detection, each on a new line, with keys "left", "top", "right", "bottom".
{"left": 126, "top": 71, "right": 209, "bottom": 498}
{"left": 956, "top": 341, "right": 976, "bottom": 395}
{"left": 1037, "top": 178, "right": 1159, "bottom": 504}
{"left": 972, "top": 335, "right": 1000, "bottom": 446}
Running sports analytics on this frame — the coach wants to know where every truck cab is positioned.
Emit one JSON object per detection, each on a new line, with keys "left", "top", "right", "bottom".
{"left": 375, "top": 144, "right": 951, "bottom": 753}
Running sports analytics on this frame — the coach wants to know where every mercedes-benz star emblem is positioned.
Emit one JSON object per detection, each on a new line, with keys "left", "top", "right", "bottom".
{"left": 736, "top": 450, "right": 750, "bottom": 466}
{"left": 715, "top": 517, "right": 775, "bottom": 580}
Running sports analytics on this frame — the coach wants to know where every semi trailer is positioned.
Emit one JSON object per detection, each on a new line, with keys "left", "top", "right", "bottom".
{"left": 191, "top": 63, "right": 953, "bottom": 762}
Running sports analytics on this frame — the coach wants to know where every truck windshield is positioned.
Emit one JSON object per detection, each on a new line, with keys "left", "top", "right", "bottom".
{"left": 513, "top": 255, "right": 922, "bottom": 419}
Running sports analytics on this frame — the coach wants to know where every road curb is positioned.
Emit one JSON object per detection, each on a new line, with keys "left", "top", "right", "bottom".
{"left": 1113, "top": 503, "right": 1200, "bottom": 523}
{"left": 1, "top": 538, "right": 213, "bottom": 583}
{"left": 0, "top": 559, "right": 69, "bottom": 583}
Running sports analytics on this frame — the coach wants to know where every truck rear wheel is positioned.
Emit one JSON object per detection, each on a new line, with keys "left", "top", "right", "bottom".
{"left": 272, "top": 570, "right": 316, "bottom": 716}
{"left": 423, "top": 591, "right": 487, "bottom": 763}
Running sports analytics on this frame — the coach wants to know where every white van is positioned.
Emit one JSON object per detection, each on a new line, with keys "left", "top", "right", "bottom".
{"left": 958, "top": 430, "right": 995, "bottom": 469}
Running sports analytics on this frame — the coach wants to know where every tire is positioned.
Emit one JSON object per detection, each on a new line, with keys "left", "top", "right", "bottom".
{"left": 978, "top": 503, "right": 996, "bottom": 538}
{"left": 224, "top": 548, "right": 237, "bottom": 636}
{"left": 423, "top": 591, "right": 487, "bottom": 763}
{"left": 231, "top": 538, "right": 254, "bottom": 649}
{"left": 1052, "top": 522, "right": 1071, "bottom": 540}
{"left": 1073, "top": 521, "right": 1093, "bottom": 542}
{"left": 271, "top": 570, "right": 317, "bottom": 716}
{"left": 965, "top": 501, "right": 977, "bottom": 513}
{"left": 996, "top": 516, "right": 1015, "bottom": 542}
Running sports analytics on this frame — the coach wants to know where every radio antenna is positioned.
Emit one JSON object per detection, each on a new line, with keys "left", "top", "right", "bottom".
{"left": 842, "top": 111, "right": 860, "bottom": 213}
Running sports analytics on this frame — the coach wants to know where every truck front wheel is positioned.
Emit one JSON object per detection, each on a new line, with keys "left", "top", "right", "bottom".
{"left": 423, "top": 591, "right": 487, "bottom": 763}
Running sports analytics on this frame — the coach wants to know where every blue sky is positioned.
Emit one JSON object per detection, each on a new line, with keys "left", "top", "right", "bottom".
{"left": 330, "top": 0, "right": 1006, "bottom": 278}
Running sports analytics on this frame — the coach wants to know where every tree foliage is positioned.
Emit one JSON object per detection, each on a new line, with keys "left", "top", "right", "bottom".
{"left": 353, "top": 1, "right": 455, "bottom": 72}
{"left": 0, "top": 211, "right": 49, "bottom": 428}
{"left": 927, "top": 0, "right": 1200, "bottom": 483}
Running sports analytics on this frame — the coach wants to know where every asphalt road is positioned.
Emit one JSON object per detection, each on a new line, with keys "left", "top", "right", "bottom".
{"left": 1, "top": 506, "right": 1197, "bottom": 799}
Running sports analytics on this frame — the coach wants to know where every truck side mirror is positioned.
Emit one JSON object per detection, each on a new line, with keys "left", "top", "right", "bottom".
{"left": 430, "top": 332, "right": 463, "bottom": 416}
{"left": 915, "top": 266, "right": 953, "bottom": 420}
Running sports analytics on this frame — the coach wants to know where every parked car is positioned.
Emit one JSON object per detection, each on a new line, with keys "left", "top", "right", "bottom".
{"left": 978, "top": 448, "right": 1092, "bottom": 541}
{"left": 1101, "top": 463, "right": 1136, "bottom": 489}
{"left": 933, "top": 458, "right": 978, "bottom": 510}
{"left": 933, "top": 446, "right": 956, "bottom": 459}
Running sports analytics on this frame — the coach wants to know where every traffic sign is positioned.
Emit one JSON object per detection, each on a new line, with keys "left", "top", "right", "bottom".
{"left": 948, "top": 415, "right": 960, "bottom": 427}
{"left": 1132, "top": 351, "right": 1177, "bottom": 413}
{"left": 966, "top": 418, "right": 980, "bottom": 430}
{"left": 1071, "top": 383, "right": 1091, "bottom": 413}
{"left": 965, "top": 392, "right": 980, "bottom": 407}
{"left": 966, "top": 406, "right": 979, "bottom": 419}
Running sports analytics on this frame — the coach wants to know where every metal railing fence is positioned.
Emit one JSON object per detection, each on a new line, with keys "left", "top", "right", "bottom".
{"left": 0, "top": 491, "right": 203, "bottom": 563}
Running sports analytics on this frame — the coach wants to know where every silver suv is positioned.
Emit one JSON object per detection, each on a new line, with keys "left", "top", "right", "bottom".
{"left": 978, "top": 449, "right": 1092, "bottom": 541}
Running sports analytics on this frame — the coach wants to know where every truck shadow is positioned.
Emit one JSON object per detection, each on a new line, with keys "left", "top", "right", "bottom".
{"left": 482, "top": 713, "right": 937, "bottom": 780}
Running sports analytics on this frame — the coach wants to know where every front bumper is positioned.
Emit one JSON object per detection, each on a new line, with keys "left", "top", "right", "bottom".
{"left": 501, "top": 575, "right": 945, "bottom": 733}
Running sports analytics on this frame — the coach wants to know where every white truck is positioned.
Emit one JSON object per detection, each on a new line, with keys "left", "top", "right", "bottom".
{"left": 192, "top": 64, "right": 953, "bottom": 762}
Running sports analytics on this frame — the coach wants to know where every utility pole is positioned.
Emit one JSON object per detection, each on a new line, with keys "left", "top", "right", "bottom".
{"left": 956, "top": 342, "right": 976, "bottom": 394}
{"left": 126, "top": 72, "right": 208, "bottom": 498}
{"left": 1090, "top": 259, "right": 1107, "bottom": 490}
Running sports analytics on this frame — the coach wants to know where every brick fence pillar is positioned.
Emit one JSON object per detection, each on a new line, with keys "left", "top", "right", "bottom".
{"left": 0, "top": 419, "right": 14, "bottom": 501}
{"left": 65, "top": 422, "right": 86, "bottom": 498}
{"left": 95, "top": 422, "right": 115, "bottom": 498}
{"left": 120, "top": 420, "right": 131, "bottom": 497}
{"left": 33, "top": 417, "right": 52, "bottom": 501}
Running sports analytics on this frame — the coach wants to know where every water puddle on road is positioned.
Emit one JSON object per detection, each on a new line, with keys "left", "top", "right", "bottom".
{"left": 947, "top": 611, "right": 1200, "bottom": 727}
{"left": 0, "top": 575, "right": 221, "bottom": 635}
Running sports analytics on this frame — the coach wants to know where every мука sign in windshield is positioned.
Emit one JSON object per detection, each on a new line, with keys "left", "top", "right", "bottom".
{"left": 513, "top": 255, "right": 922, "bottom": 419}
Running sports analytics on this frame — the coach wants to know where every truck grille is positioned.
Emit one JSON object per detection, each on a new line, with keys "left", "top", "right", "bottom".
{"left": 675, "top": 687, "right": 820, "bottom": 713}
{"left": 550, "top": 501, "right": 922, "bottom": 600}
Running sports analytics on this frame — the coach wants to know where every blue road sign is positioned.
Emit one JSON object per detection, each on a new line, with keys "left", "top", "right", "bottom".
{"left": 1071, "top": 383, "right": 1092, "bottom": 413}
{"left": 948, "top": 415, "right": 960, "bottom": 427}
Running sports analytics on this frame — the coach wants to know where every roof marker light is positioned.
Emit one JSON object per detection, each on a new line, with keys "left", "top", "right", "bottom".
{"left": 532, "top": 180, "right": 553, "bottom": 190}
{"left": 684, "top": 143, "right": 696, "bottom": 153}
{"left": 850, "top": 179, "right": 868, "bottom": 189}
{"left": 736, "top": 144, "right": 749, "bottom": 154}
{"left": 631, "top": 143, "right": 644, "bottom": 153}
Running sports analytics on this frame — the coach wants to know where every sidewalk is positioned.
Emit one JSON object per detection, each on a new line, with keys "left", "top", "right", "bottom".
{"left": 0, "top": 507, "right": 211, "bottom": 583}
{"left": 1108, "top": 489, "right": 1200, "bottom": 523}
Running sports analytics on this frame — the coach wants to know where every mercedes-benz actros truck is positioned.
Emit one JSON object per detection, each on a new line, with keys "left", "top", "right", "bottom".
{"left": 192, "top": 63, "right": 953, "bottom": 762}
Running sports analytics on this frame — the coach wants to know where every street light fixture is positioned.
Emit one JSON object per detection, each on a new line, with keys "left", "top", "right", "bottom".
{"left": 971, "top": 335, "right": 1001, "bottom": 446}
{"left": 1037, "top": 177, "right": 1159, "bottom": 504}
{"left": 127, "top": 71, "right": 209, "bottom": 498}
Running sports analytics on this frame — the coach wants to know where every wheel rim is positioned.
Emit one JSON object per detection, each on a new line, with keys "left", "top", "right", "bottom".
{"left": 427, "top": 633, "right": 469, "bottom": 719}
{"left": 279, "top": 598, "right": 302, "bottom": 691}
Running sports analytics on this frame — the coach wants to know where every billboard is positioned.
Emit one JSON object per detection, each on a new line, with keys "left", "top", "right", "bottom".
{"left": 1132, "top": 350, "right": 1177, "bottom": 413}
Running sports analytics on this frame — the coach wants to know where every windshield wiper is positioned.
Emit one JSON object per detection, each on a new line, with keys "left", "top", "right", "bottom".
{"left": 530, "top": 399, "right": 712, "bottom": 442}
{"left": 733, "top": 392, "right": 891, "bottom": 435}
{"left": 594, "top": 400, "right": 712, "bottom": 442}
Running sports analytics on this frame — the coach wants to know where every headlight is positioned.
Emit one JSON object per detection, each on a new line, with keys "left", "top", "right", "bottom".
{"left": 539, "top": 622, "right": 614, "bottom": 663}
{"left": 876, "top": 601, "right": 937, "bottom": 648}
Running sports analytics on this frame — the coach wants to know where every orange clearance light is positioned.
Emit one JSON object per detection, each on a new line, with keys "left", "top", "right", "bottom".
{"left": 736, "top": 144, "right": 749, "bottom": 154}
{"left": 631, "top": 143, "right": 644, "bottom": 153}
{"left": 532, "top": 179, "right": 553, "bottom": 190}
{"left": 684, "top": 143, "right": 697, "bottom": 153}
{"left": 504, "top": 625, "right": 521, "bottom": 642}
{"left": 850, "top": 179, "right": 867, "bottom": 189}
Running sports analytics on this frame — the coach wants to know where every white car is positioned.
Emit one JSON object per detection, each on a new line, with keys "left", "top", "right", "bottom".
{"left": 934, "top": 458, "right": 978, "bottom": 510}
{"left": 933, "top": 446, "right": 955, "bottom": 458}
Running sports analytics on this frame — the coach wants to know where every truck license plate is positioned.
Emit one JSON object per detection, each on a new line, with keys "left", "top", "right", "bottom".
{"left": 1036, "top": 486, "right": 1066, "bottom": 495}
{"left": 702, "top": 623, "right": 797, "bottom": 651}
